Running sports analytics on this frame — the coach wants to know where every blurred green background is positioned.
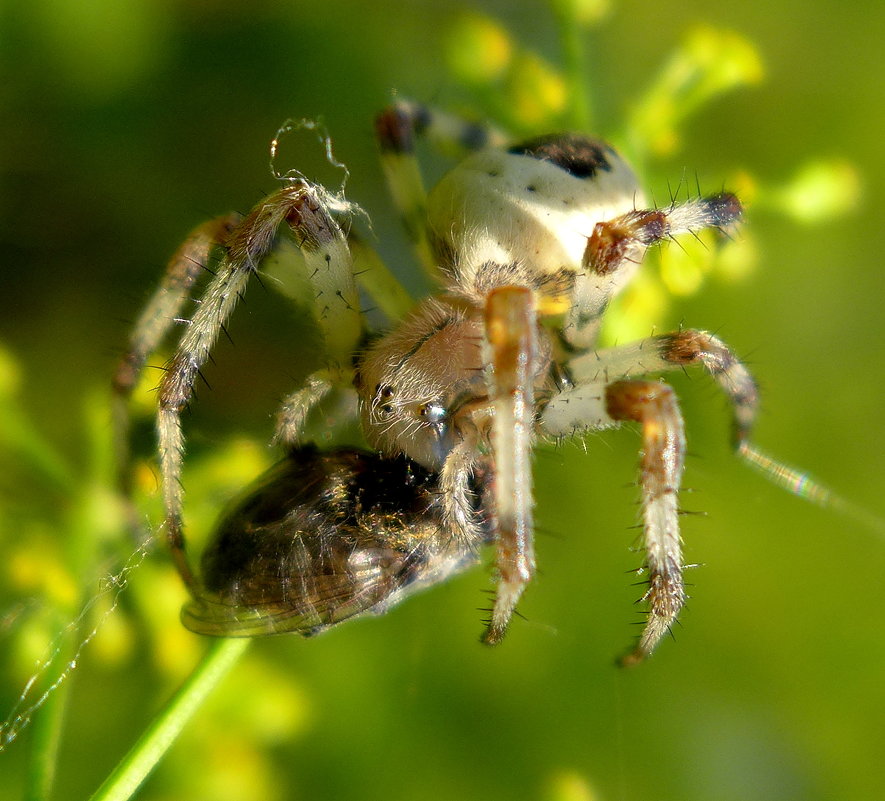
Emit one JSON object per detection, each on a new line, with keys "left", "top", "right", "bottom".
{"left": 2, "top": 1, "right": 885, "bottom": 800}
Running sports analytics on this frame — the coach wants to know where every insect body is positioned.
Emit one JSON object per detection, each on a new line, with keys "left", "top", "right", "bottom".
{"left": 116, "top": 101, "right": 818, "bottom": 663}
{"left": 185, "top": 446, "right": 491, "bottom": 637}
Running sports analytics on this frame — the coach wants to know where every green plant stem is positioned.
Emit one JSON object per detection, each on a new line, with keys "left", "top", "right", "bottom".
{"left": 87, "top": 637, "right": 250, "bottom": 801}
{"left": 24, "top": 620, "right": 75, "bottom": 801}
{"left": 553, "top": 4, "right": 593, "bottom": 130}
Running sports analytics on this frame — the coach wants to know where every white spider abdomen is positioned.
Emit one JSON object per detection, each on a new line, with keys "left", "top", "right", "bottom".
{"left": 426, "top": 135, "right": 643, "bottom": 303}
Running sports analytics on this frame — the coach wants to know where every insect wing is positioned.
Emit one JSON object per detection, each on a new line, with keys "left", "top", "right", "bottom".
{"left": 183, "top": 447, "right": 477, "bottom": 637}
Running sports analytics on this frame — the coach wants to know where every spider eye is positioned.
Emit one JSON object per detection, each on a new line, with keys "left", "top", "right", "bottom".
{"left": 418, "top": 402, "right": 446, "bottom": 424}
{"left": 372, "top": 384, "right": 397, "bottom": 417}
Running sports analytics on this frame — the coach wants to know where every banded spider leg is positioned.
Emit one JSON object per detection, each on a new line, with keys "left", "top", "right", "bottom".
{"left": 155, "top": 180, "right": 363, "bottom": 592}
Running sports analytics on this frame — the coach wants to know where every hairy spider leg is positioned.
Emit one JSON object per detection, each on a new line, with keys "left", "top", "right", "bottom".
{"left": 547, "top": 328, "right": 864, "bottom": 657}
{"left": 563, "top": 330, "right": 759, "bottom": 446}
{"left": 483, "top": 286, "right": 539, "bottom": 643}
{"left": 112, "top": 214, "right": 240, "bottom": 503}
{"left": 374, "top": 99, "right": 508, "bottom": 282}
{"left": 567, "top": 192, "right": 743, "bottom": 349}
{"left": 539, "top": 373, "right": 687, "bottom": 663}
{"left": 566, "top": 331, "right": 857, "bottom": 517}
{"left": 544, "top": 330, "right": 760, "bottom": 661}
{"left": 606, "top": 381, "right": 686, "bottom": 665}
{"left": 551, "top": 331, "right": 758, "bottom": 654}
{"left": 158, "top": 180, "right": 362, "bottom": 593}
{"left": 272, "top": 371, "right": 341, "bottom": 447}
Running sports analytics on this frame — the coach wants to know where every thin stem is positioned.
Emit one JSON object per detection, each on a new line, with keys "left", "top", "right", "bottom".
{"left": 23, "top": 616, "right": 75, "bottom": 801}
{"left": 87, "top": 637, "right": 250, "bottom": 801}
{"left": 552, "top": 2, "right": 594, "bottom": 130}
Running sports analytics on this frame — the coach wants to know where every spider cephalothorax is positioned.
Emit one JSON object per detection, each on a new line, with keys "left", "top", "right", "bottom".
{"left": 114, "top": 100, "right": 810, "bottom": 663}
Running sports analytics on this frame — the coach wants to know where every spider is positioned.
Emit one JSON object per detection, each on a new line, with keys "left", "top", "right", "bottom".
{"left": 114, "top": 101, "right": 819, "bottom": 664}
